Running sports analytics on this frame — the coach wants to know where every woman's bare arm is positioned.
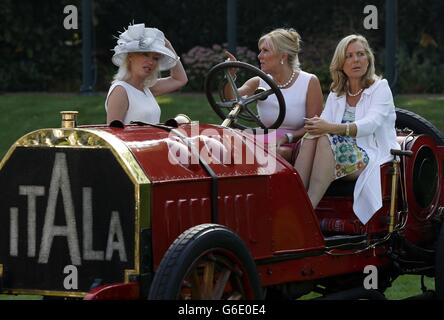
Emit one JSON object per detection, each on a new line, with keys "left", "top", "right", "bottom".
{"left": 150, "top": 39, "right": 188, "bottom": 96}
{"left": 106, "top": 86, "right": 129, "bottom": 124}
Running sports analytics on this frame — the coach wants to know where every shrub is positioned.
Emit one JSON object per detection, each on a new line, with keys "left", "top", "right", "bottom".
{"left": 396, "top": 46, "right": 444, "bottom": 93}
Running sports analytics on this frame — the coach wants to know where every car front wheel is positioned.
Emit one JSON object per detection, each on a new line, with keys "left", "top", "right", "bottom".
{"left": 148, "top": 224, "right": 263, "bottom": 300}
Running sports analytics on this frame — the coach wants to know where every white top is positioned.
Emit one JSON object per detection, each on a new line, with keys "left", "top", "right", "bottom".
{"left": 257, "top": 70, "right": 312, "bottom": 129}
{"left": 343, "top": 103, "right": 356, "bottom": 122}
{"left": 105, "top": 80, "right": 161, "bottom": 124}
{"left": 322, "top": 79, "right": 400, "bottom": 224}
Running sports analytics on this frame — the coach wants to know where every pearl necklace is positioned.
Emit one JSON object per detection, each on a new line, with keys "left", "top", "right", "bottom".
{"left": 277, "top": 70, "right": 296, "bottom": 88}
{"left": 347, "top": 88, "right": 363, "bottom": 97}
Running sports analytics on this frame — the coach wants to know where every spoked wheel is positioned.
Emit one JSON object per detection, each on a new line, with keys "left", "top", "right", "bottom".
{"left": 180, "top": 250, "right": 249, "bottom": 300}
{"left": 204, "top": 61, "right": 285, "bottom": 129}
{"left": 148, "top": 224, "right": 263, "bottom": 300}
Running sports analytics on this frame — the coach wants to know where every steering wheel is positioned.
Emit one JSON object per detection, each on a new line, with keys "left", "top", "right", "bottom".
{"left": 204, "top": 61, "right": 286, "bottom": 129}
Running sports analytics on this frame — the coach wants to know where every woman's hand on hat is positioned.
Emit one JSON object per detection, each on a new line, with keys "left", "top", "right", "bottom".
{"left": 164, "top": 38, "right": 179, "bottom": 60}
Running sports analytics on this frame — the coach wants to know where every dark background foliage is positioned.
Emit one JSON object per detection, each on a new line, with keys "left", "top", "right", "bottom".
{"left": 0, "top": 0, "right": 443, "bottom": 93}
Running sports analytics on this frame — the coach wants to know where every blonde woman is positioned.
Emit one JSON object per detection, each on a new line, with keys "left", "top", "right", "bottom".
{"left": 295, "top": 34, "right": 400, "bottom": 224}
{"left": 106, "top": 23, "right": 188, "bottom": 124}
{"left": 225, "top": 28, "right": 323, "bottom": 162}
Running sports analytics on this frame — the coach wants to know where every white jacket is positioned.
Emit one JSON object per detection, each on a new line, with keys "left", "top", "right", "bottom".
{"left": 321, "top": 79, "right": 400, "bottom": 224}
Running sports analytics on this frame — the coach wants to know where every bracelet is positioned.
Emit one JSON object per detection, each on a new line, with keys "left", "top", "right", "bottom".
{"left": 345, "top": 122, "right": 350, "bottom": 136}
{"left": 285, "top": 132, "right": 294, "bottom": 143}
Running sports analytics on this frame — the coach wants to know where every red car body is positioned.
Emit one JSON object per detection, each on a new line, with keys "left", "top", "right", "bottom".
{"left": 1, "top": 109, "right": 443, "bottom": 300}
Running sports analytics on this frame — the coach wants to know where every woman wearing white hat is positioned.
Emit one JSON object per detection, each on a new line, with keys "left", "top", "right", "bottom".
{"left": 106, "top": 23, "right": 188, "bottom": 125}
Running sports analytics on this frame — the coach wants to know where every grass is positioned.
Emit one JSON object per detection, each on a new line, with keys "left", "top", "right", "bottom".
{"left": 0, "top": 92, "right": 443, "bottom": 300}
{"left": 384, "top": 275, "right": 435, "bottom": 300}
{"left": 0, "top": 93, "right": 443, "bottom": 159}
{"left": 0, "top": 92, "right": 225, "bottom": 159}
{"left": 299, "top": 275, "right": 436, "bottom": 300}
{"left": 0, "top": 294, "right": 42, "bottom": 300}
{"left": 395, "top": 94, "right": 444, "bottom": 132}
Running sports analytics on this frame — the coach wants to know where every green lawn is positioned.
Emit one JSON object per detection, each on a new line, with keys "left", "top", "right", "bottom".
{"left": 395, "top": 94, "right": 444, "bottom": 132}
{"left": 0, "top": 93, "right": 443, "bottom": 159}
{"left": 0, "top": 92, "right": 221, "bottom": 159}
{"left": 299, "top": 275, "right": 435, "bottom": 300}
{"left": 0, "top": 92, "right": 442, "bottom": 300}
{"left": 384, "top": 275, "right": 435, "bottom": 300}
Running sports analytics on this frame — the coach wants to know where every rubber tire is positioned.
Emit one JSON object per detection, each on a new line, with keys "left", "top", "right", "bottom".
{"left": 396, "top": 108, "right": 444, "bottom": 146}
{"left": 436, "top": 221, "right": 444, "bottom": 299}
{"left": 148, "top": 224, "right": 263, "bottom": 300}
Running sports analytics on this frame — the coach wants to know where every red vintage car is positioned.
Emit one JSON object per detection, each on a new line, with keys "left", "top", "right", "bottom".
{"left": 0, "top": 62, "right": 443, "bottom": 300}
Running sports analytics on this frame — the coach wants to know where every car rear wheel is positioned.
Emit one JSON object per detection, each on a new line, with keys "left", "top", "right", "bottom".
{"left": 396, "top": 108, "right": 443, "bottom": 216}
{"left": 148, "top": 224, "right": 263, "bottom": 300}
{"left": 396, "top": 108, "right": 444, "bottom": 146}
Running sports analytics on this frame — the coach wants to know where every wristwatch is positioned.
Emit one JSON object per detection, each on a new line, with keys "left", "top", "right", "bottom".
{"left": 285, "top": 133, "right": 294, "bottom": 144}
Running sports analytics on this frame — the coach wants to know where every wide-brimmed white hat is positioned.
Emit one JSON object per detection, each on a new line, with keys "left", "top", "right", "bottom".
{"left": 112, "top": 23, "right": 178, "bottom": 71}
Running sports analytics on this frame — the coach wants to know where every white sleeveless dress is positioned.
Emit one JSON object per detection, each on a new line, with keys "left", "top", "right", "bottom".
{"left": 257, "top": 70, "right": 313, "bottom": 131}
{"left": 105, "top": 80, "right": 161, "bottom": 124}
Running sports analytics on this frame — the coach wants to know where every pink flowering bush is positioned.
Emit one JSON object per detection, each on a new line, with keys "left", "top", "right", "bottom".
{"left": 181, "top": 44, "right": 258, "bottom": 91}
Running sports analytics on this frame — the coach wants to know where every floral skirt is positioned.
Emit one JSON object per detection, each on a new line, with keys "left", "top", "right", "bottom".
{"left": 327, "top": 134, "right": 369, "bottom": 179}
{"left": 303, "top": 132, "right": 369, "bottom": 179}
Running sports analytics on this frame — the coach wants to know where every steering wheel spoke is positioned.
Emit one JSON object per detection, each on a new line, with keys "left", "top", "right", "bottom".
{"left": 244, "top": 105, "right": 266, "bottom": 127}
{"left": 223, "top": 70, "right": 241, "bottom": 101}
{"left": 242, "top": 88, "right": 274, "bottom": 106}
{"left": 216, "top": 100, "right": 238, "bottom": 109}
